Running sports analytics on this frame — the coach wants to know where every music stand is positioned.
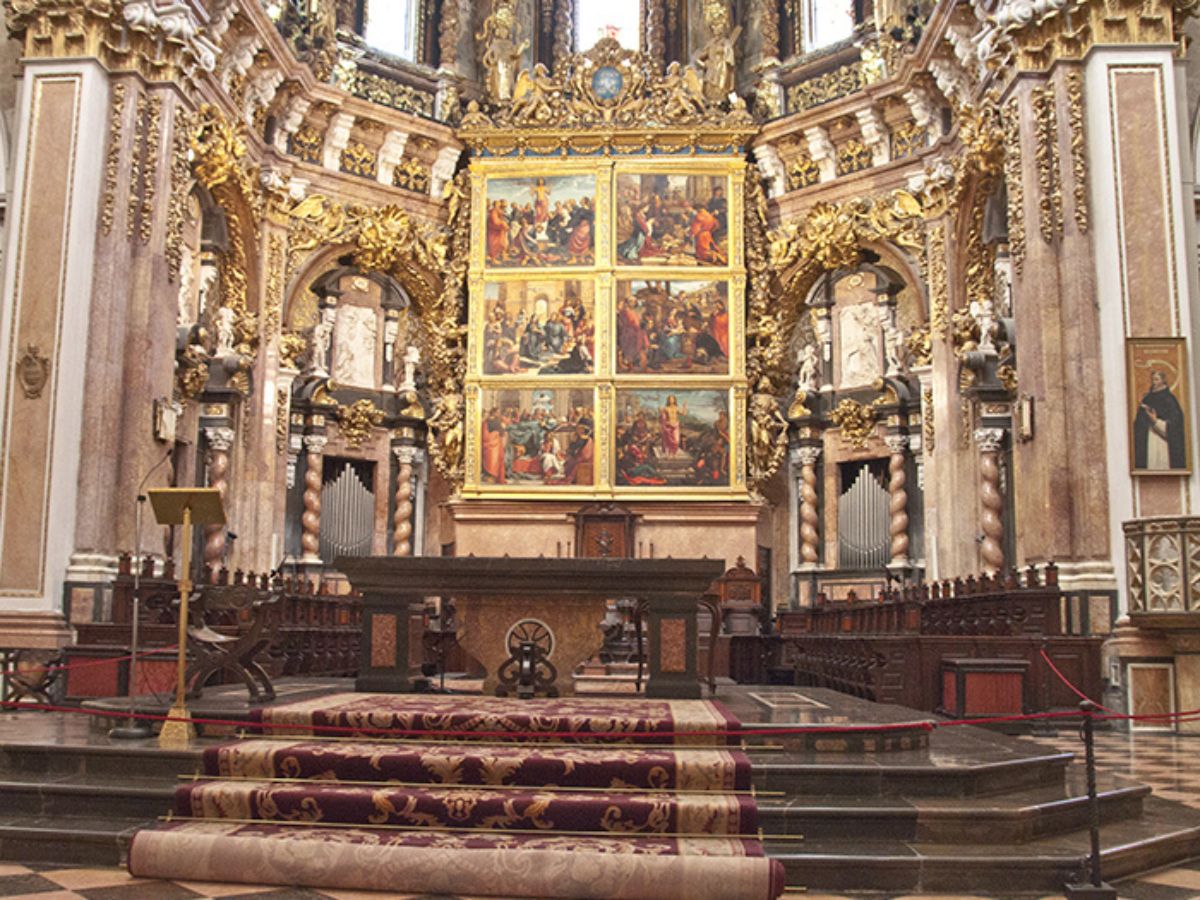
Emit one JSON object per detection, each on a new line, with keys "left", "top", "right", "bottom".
{"left": 148, "top": 488, "right": 225, "bottom": 748}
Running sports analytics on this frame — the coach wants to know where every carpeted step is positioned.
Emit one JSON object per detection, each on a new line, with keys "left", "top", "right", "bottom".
{"left": 129, "top": 820, "right": 786, "bottom": 900}
{"left": 204, "top": 739, "right": 752, "bottom": 792}
{"left": 174, "top": 779, "right": 759, "bottom": 835}
{"left": 250, "top": 694, "right": 741, "bottom": 746}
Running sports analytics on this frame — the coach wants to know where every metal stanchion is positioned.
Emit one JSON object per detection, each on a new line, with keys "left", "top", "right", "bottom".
{"left": 1064, "top": 700, "right": 1116, "bottom": 899}
{"left": 110, "top": 493, "right": 153, "bottom": 740}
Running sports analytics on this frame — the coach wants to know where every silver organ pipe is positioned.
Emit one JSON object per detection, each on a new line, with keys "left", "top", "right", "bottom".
{"left": 838, "top": 462, "right": 890, "bottom": 570}
{"left": 320, "top": 461, "right": 376, "bottom": 562}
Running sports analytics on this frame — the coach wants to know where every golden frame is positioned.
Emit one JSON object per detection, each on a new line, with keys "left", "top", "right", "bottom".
{"left": 463, "top": 155, "right": 748, "bottom": 500}
{"left": 1127, "top": 336, "right": 1193, "bottom": 476}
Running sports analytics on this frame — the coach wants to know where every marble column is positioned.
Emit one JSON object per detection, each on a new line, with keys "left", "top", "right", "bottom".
{"left": 884, "top": 434, "right": 910, "bottom": 567}
{"left": 300, "top": 434, "right": 327, "bottom": 565}
{"left": 392, "top": 445, "right": 420, "bottom": 557}
{"left": 796, "top": 446, "right": 822, "bottom": 567}
{"left": 974, "top": 427, "right": 1006, "bottom": 575}
{"left": 202, "top": 426, "right": 235, "bottom": 570}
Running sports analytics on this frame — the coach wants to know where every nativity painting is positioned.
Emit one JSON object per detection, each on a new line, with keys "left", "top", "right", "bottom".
{"left": 485, "top": 174, "right": 596, "bottom": 268}
{"left": 482, "top": 279, "right": 595, "bottom": 376}
{"left": 615, "top": 279, "right": 730, "bottom": 375}
{"left": 615, "top": 172, "right": 728, "bottom": 267}
{"left": 479, "top": 388, "right": 595, "bottom": 486}
{"left": 614, "top": 388, "right": 731, "bottom": 488}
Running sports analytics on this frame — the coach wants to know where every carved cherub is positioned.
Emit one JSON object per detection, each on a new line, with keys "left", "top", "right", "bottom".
{"left": 429, "top": 387, "right": 465, "bottom": 476}
{"left": 510, "top": 63, "right": 557, "bottom": 123}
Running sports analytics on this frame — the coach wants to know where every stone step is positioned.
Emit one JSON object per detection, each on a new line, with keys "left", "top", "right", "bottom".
{"left": 763, "top": 799, "right": 1200, "bottom": 893}
{"left": 0, "top": 775, "right": 175, "bottom": 821}
{"left": 749, "top": 746, "right": 1072, "bottom": 796}
{"left": 0, "top": 814, "right": 142, "bottom": 867}
{"left": 0, "top": 740, "right": 201, "bottom": 782}
{"left": 757, "top": 774, "right": 1149, "bottom": 843}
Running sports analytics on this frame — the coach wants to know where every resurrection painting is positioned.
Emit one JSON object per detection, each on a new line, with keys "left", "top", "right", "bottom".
{"left": 615, "top": 279, "right": 730, "bottom": 375}
{"left": 1128, "top": 337, "right": 1192, "bottom": 474}
{"left": 479, "top": 388, "right": 596, "bottom": 486}
{"left": 482, "top": 280, "right": 596, "bottom": 376}
{"left": 485, "top": 174, "right": 596, "bottom": 268}
{"left": 615, "top": 172, "right": 728, "bottom": 267}
{"left": 615, "top": 388, "right": 731, "bottom": 488}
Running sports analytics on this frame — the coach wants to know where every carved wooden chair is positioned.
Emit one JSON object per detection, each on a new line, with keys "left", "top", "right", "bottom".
{"left": 185, "top": 584, "right": 281, "bottom": 702}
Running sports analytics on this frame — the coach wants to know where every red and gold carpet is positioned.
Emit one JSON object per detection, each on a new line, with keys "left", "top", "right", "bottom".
{"left": 129, "top": 694, "right": 784, "bottom": 899}
{"left": 249, "top": 693, "right": 742, "bottom": 745}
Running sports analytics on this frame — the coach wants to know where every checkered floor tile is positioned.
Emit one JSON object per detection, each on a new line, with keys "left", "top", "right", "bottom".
{"left": 1024, "top": 729, "right": 1200, "bottom": 812}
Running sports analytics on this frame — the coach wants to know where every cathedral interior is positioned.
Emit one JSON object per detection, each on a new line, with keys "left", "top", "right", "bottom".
{"left": 1, "top": 0, "right": 1200, "bottom": 897}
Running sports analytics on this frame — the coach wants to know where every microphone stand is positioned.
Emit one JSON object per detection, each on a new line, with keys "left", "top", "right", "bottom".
{"left": 111, "top": 449, "right": 172, "bottom": 740}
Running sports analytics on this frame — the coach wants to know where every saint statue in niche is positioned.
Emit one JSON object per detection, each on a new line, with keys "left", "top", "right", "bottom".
{"left": 1134, "top": 369, "right": 1186, "bottom": 470}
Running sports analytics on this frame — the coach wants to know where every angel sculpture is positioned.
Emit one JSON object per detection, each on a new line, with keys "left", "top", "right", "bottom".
{"left": 510, "top": 64, "right": 557, "bottom": 123}
{"left": 429, "top": 387, "right": 465, "bottom": 477}
{"left": 658, "top": 63, "right": 707, "bottom": 120}
{"left": 477, "top": 2, "right": 528, "bottom": 105}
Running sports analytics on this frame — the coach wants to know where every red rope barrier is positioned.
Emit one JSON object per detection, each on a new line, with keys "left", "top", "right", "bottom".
{"left": 1038, "top": 648, "right": 1118, "bottom": 714}
{"left": 0, "top": 646, "right": 178, "bottom": 678}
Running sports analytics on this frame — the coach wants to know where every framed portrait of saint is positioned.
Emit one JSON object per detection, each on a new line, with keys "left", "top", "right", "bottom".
{"left": 1127, "top": 337, "right": 1192, "bottom": 475}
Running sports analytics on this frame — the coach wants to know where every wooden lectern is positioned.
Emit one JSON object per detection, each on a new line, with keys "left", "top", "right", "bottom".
{"left": 147, "top": 488, "right": 225, "bottom": 748}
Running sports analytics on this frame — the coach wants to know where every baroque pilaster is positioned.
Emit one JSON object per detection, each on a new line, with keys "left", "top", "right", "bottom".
{"left": 392, "top": 445, "right": 422, "bottom": 557}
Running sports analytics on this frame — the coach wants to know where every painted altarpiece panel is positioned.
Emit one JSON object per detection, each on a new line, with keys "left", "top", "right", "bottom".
{"left": 463, "top": 157, "right": 746, "bottom": 499}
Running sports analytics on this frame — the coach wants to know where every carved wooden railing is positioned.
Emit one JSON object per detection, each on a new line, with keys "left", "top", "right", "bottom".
{"left": 65, "top": 554, "right": 362, "bottom": 699}
{"left": 774, "top": 563, "right": 1101, "bottom": 713}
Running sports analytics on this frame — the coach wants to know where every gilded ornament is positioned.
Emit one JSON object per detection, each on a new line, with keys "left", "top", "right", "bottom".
{"left": 265, "top": 233, "right": 285, "bottom": 338}
{"left": 339, "top": 141, "right": 378, "bottom": 179}
{"left": 927, "top": 222, "right": 949, "bottom": 339}
{"left": 891, "top": 120, "right": 927, "bottom": 159}
{"left": 101, "top": 82, "right": 124, "bottom": 235}
{"left": 695, "top": 0, "right": 740, "bottom": 104}
{"left": 393, "top": 158, "right": 431, "bottom": 193}
{"left": 788, "top": 152, "right": 819, "bottom": 190}
{"left": 336, "top": 398, "right": 385, "bottom": 449}
{"left": 1066, "top": 69, "right": 1089, "bottom": 232}
{"left": 1001, "top": 99, "right": 1026, "bottom": 277}
{"left": 906, "top": 326, "right": 932, "bottom": 366}
{"left": 16, "top": 344, "right": 50, "bottom": 399}
{"left": 829, "top": 397, "right": 886, "bottom": 450}
{"left": 836, "top": 138, "right": 874, "bottom": 176}
{"left": 279, "top": 332, "right": 307, "bottom": 371}
{"left": 457, "top": 38, "right": 756, "bottom": 155}
{"left": 922, "top": 386, "right": 935, "bottom": 451}
{"left": 787, "top": 61, "right": 866, "bottom": 113}
{"left": 165, "top": 105, "right": 192, "bottom": 284}
{"left": 139, "top": 93, "right": 161, "bottom": 245}
{"left": 127, "top": 91, "right": 145, "bottom": 240}
{"left": 997, "top": 364, "right": 1019, "bottom": 394}
{"left": 950, "top": 306, "right": 981, "bottom": 359}
{"left": 1031, "top": 83, "right": 1063, "bottom": 243}
{"left": 290, "top": 124, "right": 324, "bottom": 164}
{"left": 276, "top": 387, "right": 290, "bottom": 454}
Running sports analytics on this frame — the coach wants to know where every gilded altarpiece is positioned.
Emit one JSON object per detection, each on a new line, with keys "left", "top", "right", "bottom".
{"left": 463, "top": 158, "right": 748, "bottom": 499}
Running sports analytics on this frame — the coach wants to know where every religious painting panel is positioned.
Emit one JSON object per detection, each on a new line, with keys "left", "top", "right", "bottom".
{"left": 614, "top": 388, "right": 731, "bottom": 488}
{"left": 478, "top": 387, "right": 597, "bottom": 487}
{"left": 614, "top": 172, "right": 730, "bottom": 267}
{"left": 481, "top": 279, "right": 597, "bottom": 376}
{"left": 614, "top": 279, "right": 731, "bottom": 376}
{"left": 1127, "top": 337, "right": 1192, "bottom": 475}
{"left": 484, "top": 174, "right": 597, "bottom": 268}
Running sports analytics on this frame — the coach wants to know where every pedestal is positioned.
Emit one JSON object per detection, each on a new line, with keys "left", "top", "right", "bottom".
{"left": 355, "top": 594, "right": 426, "bottom": 692}
{"left": 645, "top": 595, "right": 702, "bottom": 699}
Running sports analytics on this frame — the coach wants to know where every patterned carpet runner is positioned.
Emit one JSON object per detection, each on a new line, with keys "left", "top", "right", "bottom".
{"left": 129, "top": 695, "right": 785, "bottom": 899}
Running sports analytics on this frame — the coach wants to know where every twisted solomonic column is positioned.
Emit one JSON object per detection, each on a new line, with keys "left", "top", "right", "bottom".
{"left": 796, "top": 446, "right": 822, "bottom": 566}
{"left": 300, "top": 434, "right": 327, "bottom": 564}
{"left": 392, "top": 445, "right": 422, "bottom": 557}
{"left": 973, "top": 427, "right": 1006, "bottom": 574}
{"left": 202, "top": 427, "right": 235, "bottom": 569}
{"left": 883, "top": 435, "right": 910, "bottom": 566}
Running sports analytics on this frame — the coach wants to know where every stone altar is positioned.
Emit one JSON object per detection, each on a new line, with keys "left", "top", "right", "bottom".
{"left": 336, "top": 556, "right": 724, "bottom": 698}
